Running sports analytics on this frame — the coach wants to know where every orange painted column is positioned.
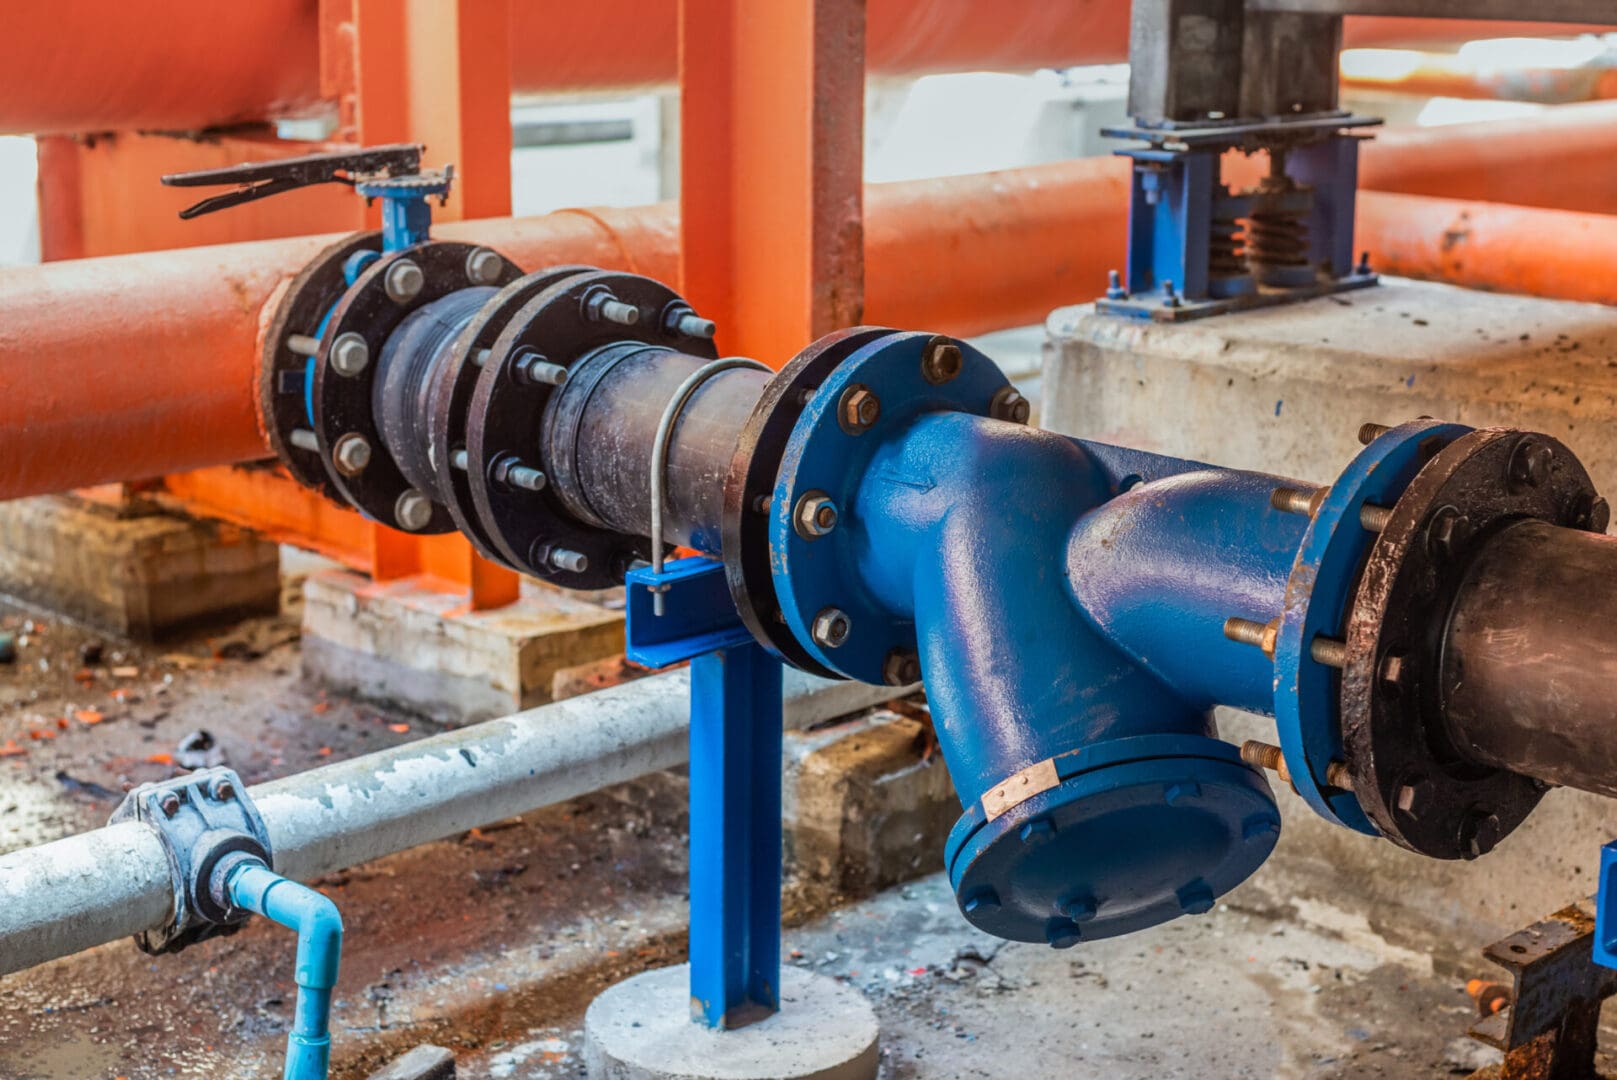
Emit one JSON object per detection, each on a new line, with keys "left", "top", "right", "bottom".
{"left": 677, "top": 0, "right": 866, "bottom": 365}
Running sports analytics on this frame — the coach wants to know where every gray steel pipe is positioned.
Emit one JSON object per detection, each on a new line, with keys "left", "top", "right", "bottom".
{"left": 0, "top": 668, "right": 895, "bottom": 976}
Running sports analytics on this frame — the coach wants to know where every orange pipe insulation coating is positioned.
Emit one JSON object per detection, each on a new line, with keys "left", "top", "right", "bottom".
{"left": 3, "top": 149, "right": 1614, "bottom": 504}
{"left": 1, "top": 2, "right": 1611, "bottom": 135}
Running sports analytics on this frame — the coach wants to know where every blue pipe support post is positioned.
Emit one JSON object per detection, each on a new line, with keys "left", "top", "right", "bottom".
{"left": 623, "top": 557, "right": 785, "bottom": 1029}
{"left": 763, "top": 331, "right": 1448, "bottom": 948}
{"left": 226, "top": 862, "right": 344, "bottom": 1080}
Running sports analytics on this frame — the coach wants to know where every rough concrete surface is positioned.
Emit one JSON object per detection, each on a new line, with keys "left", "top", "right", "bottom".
{"left": 0, "top": 589, "right": 1613, "bottom": 1077}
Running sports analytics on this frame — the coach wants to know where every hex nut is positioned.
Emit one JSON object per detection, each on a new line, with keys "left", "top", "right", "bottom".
{"left": 1394, "top": 777, "right": 1432, "bottom": 821}
{"left": 384, "top": 258, "right": 425, "bottom": 303}
{"left": 332, "top": 433, "right": 372, "bottom": 477}
{"left": 882, "top": 648, "right": 921, "bottom": 687}
{"left": 330, "top": 332, "right": 370, "bottom": 377}
{"left": 465, "top": 247, "right": 504, "bottom": 286}
{"left": 991, "top": 386, "right": 1031, "bottom": 424}
{"left": 159, "top": 792, "right": 181, "bottom": 817}
{"left": 811, "top": 607, "right": 852, "bottom": 649}
{"left": 1508, "top": 438, "right": 1553, "bottom": 490}
{"left": 793, "top": 492, "right": 839, "bottom": 539}
{"left": 838, "top": 385, "right": 880, "bottom": 434}
{"left": 211, "top": 778, "right": 234, "bottom": 801}
{"left": 921, "top": 339, "right": 963, "bottom": 385}
{"left": 394, "top": 489, "right": 433, "bottom": 532}
{"left": 1425, "top": 506, "right": 1469, "bottom": 561}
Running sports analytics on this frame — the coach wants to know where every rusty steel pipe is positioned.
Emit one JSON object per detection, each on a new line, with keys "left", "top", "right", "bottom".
{"left": 2, "top": 151, "right": 1614, "bottom": 501}
{"left": 1, "top": 3, "right": 1609, "bottom": 135}
{"left": 1442, "top": 521, "right": 1617, "bottom": 799}
{"left": 1355, "top": 190, "right": 1617, "bottom": 306}
{"left": 0, "top": 157, "right": 1126, "bottom": 500}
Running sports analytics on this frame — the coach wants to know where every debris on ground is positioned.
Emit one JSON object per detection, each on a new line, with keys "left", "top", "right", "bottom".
{"left": 175, "top": 728, "right": 226, "bottom": 769}
{"left": 54, "top": 770, "right": 118, "bottom": 801}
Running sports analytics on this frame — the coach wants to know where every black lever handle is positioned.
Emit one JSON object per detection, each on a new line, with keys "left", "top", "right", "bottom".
{"left": 160, "top": 143, "right": 425, "bottom": 219}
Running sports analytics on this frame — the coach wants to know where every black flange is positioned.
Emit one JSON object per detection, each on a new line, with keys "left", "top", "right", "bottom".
{"left": 719, "top": 326, "right": 894, "bottom": 677}
{"left": 312, "top": 241, "right": 521, "bottom": 533}
{"left": 427, "top": 265, "right": 596, "bottom": 563}
{"left": 463, "top": 270, "right": 718, "bottom": 585}
{"left": 259, "top": 231, "right": 382, "bottom": 503}
{"left": 1341, "top": 428, "right": 1599, "bottom": 860}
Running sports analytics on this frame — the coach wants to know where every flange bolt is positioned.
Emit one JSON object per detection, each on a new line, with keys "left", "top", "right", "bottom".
{"left": 384, "top": 258, "right": 425, "bottom": 304}
{"left": 1508, "top": 438, "right": 1553, "bottom": 491}
{"left": 812, "top": 607, "right": 852, "bottom": 649}
{"left": 664, "top": 304, "right": 717, "bottom": 340}
{"left": 159, "top": 792, "right": 181, "bottom": 818}
{"left": 921, "top": 338, "right": 963, "bottom": 385}
{"left": 394, "top": 489, "right": 433, "bottom": 532}
{"left": 332, "top": 433, "right": 372, "bottom": 477}
{"left": 1357, "top": 422, "right": 1391, "bottom": 446}
{"left": 1224, "top": 616, "right": 1279, "bottom": 658}
{"left": 839, "top": 385, "right": 881, "bottom": 434}
{"left": 793, "top": 492, "right": 838, "bottom": 539}
{"left": 585, "top": 289, "right": 640, "bottom": 326}
{"left": 492, "top": 456, "right": 547, "bottom": 492}
{"left": 330, "top": 332, "right": 370, "bottom": 377}
{"left": 881, "top": 648, "right": 921, "bottom": 687}
{"left": 513, "top": 351, "right": 569, "bottom": 387}
{"left": 546, "top": 547, "right": 590, "bottom": 574}
{"left": 465, "top": 247, "right": 504, "bottom": 286}
{"left": 211, "top": 778, "right": 234, "bottom": 801}
{"left": 990, "top": 386, "right": 1031, "bottom": 425}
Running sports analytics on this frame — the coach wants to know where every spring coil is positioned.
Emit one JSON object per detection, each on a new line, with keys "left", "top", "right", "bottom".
{"left": 1208, "top": 214, "right": 1246, "bottom": 278}
{"left": 1246, "top": 203, "right": 1309, "bottom": 271}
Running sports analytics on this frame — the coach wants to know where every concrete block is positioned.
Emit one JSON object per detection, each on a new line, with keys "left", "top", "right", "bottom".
{"left": 301, "top": 570, "right": 625, "bottom": 723}
{"left": 369, "top": 1045, "right": 454, "bottom": 1080}
{"left": 784, "top": 705, "right": 957, "bottom": 898}
{"left": 1041, "top": 277, "right": 1617, "bottom": 943}
{"left": 1043, "top": 277, "right": 1617, "bottom": 490}
{"left": 0, "top": 494, "right": 279, "bottom": 637}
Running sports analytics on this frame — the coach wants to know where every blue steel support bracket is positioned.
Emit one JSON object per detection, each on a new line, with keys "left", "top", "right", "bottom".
{"left": 1596, "top": 842, "right": 1617, "bottom": 970}
{"left": 687, "top": 640, "right": 786, "bottom": 1029}
{"left": 626, "top": 554, "right": 786, "bottom": 1029}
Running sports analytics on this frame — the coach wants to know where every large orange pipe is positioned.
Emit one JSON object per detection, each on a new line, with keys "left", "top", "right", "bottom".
{"left": 2, "top": 3, "right": 1608, "bottom": 135}
{"left": 0, "top": 157, "right": 1127, "bottom": 500}
{"left": 1, "top": 155, "right": 1612, "bottom": 502}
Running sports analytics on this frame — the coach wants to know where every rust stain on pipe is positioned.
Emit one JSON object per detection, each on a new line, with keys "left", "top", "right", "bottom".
{"left": 0, "top": 153, "right": 1611, "bottom": 501}
{"left": 3, "top": 3, "right": 1608, "bottom": 135}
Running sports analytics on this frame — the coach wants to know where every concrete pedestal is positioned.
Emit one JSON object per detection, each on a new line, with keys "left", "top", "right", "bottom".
{"left": 0, "top": 493, "right": 279, "bottom": 637}
{"left": 1044, "top": 276, "right": 1617, "bottom": 491}
{"left": 1041, "top": 275, "right": 1617, "bottom": 945}
{"left": 301, "top": 569, "right": 626, "bottom": 722}
{"left": 584, "top": 964, "right": 879, "bottom": 1080}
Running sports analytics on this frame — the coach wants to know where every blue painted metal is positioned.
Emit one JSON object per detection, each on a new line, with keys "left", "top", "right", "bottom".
{"left": 355, "top": 172, "right": 451, "bottom": 253}
{"left": 687, "top": 640, "right": 785, "bottom": 1029}
{"left": 226, "top": 862, "right": 343, "bottom": 1080}
{"left": 1096, "top": 128, "right": 1377, "bottom": 321}
{"left": 1595, "top": 841, "right": 1617, "bottom": 970}
{"left": 1272, "top": 419, "right": 1469, "bottom": 833}
{"left": 625, "top": 556, "right": 754, "bottom": 669}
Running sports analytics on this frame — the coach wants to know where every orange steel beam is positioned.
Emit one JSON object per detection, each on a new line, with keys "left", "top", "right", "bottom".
{"left": 3, "top": 2, "right": 1608, "bottom": 135}
{"left": 678, "top": 0, "right": 865, "bottom": 364}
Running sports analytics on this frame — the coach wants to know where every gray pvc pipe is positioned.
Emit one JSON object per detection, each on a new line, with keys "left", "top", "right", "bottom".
{"left": 0, "top": 668, "right": 896, "bottom": 976}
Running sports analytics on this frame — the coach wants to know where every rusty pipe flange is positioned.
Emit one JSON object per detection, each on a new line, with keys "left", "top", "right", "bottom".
{"left": 427, "top": 265, "right": 596, "bottom": 565}
{"left": 1341, "top": 428, "right": 1599, "bottom": 860}
{"left": 259, "top": 230, "right": 383, "bottom": 502}
{"left": 465, "top": 269, "right": 717, "bottom": 586}
{"left": 312, "top": 241, "right": 522, "bottom": 533}
{"left": 720, "top": 327, "right": 896, "bottom": 677}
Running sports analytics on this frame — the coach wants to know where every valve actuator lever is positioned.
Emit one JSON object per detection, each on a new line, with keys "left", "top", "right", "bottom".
{"left": 160, "top": 142, "right": 428, "bottom": 219}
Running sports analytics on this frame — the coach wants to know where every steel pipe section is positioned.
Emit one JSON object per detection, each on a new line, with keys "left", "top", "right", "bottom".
{"left": 9, "top": 3, "right": 1592, "bottom": 135}
{"left": 0, "top": 667, "right": 887, "bottom": 976}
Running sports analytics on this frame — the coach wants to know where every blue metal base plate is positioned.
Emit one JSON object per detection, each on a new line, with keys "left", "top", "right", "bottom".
{"left": 1096, "top": 272, "right": 1378, "bottom": 323}
{"left": 944, "top": 736, "right": 1279, "bottom": 947}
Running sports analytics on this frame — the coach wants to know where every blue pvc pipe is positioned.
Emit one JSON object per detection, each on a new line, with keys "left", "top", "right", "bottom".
{"left": 226, "top": 862, "right": 344, "bottom": 1080}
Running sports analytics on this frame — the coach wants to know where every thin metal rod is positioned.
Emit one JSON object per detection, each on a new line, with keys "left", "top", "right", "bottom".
{"left": 648, "top": 357, "right": 770, "bottom": 614}
{"left": 0, "top": 668, "right": 892, "bottom": 976}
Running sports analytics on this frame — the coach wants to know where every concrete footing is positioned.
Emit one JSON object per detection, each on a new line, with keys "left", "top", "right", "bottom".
{"left": 0, "top": 493, "right": 280, "bottom": 637}
{"left": 583, "top": 964, "right": 879, "bottom": 1080}
{"left": 1041, "top": 276, "right": 1617, "bottom": 943}
{"left": 301, "top": 569, "right": 626, "bottom": 722}
{"left": 784, "top": 704, "right": 956, "bottom": 898}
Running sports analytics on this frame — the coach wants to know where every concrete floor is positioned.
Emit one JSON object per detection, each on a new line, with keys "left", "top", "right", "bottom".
{"left": 0, "top": 598, "right": 1605, "bottom": 1078}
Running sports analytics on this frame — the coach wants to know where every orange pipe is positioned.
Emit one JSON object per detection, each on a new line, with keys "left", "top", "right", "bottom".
{"left": 2, "top": 4, "right": 1608, "bottom": 135}
{"left": 1358, "top": 191, "right": 1617, "bottom": 307}
{"left": 1360, "top": 101, "right": 1617, "bottom": 216}
{"left": 0, "top": 156, "right": 1610, "bottom": 502}
{"left": 1341, "top": 51, "right": 1617, "bottom": 104}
